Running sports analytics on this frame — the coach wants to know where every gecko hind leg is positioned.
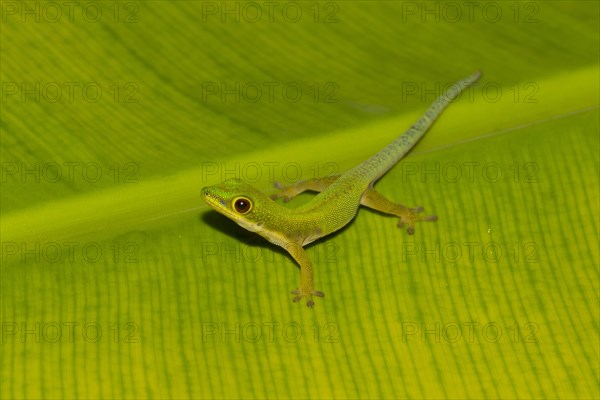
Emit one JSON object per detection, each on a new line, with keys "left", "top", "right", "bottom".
{"left": 395, "top": 206, "right": 438, "bottom": 235}
{"left": 271, "top": 176, "right": 436, "bottom": 235}
{"left": 361, "top": 189, "right": 437, "bottom": 235}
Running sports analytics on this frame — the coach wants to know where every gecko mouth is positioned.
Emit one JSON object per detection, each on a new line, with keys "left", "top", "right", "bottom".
{"left": 201, "top": 188, "right": 227, "bottom": 209}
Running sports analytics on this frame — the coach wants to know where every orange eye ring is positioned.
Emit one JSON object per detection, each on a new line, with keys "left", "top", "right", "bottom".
{"left": 232, "top": 197, "right": 253, "bottom": 214}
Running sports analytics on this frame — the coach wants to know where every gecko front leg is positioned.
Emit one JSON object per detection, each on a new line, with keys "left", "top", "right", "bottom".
{"left": 282, "top": 240, "right": 324, "bottom": 307}
{"left": 270, "top": 176, "right": 340, "bottom": 202}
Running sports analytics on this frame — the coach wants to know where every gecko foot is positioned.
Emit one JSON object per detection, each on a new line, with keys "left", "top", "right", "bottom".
{"left": 270, "top": 182, "right": 296, "bottom": 202}
{"left": 397, "top": 207, "right": 437, "bottom": 235}
{"left": 291, "top": 289, "right": 325, "bottom": 308}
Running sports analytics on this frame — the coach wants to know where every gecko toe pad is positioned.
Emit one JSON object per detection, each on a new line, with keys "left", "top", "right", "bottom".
{"left": 270, "top": 182, "right": 294, "bottom": 202}
{"left": 397, "top": 207, "right": 437, "bottom": 234}
{"left": 291, "top": 289, "right": 325, "bottom": 307}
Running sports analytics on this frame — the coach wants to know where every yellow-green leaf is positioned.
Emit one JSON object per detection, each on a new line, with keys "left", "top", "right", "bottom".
{"left": 1, "top": 1, "right": 598, "bottom": 399}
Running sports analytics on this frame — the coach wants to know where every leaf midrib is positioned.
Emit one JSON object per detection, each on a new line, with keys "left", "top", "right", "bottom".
{"left": 2, "top": 65, "right": 598, "bottom": 244}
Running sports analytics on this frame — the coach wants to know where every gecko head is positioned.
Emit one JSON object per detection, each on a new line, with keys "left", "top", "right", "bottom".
{"left": 201, "top": 178, "right": 282, "bottom": 231}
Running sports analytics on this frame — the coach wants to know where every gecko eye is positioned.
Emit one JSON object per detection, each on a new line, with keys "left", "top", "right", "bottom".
{"left": 232, "top": 197, "right": 253, "bottom": 214}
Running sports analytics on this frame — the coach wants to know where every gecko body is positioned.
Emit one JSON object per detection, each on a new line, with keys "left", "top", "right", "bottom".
{"left": 201, "top": 71, "right": 481, "bottom": 307}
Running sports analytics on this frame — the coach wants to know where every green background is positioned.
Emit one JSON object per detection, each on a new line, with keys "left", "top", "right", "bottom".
{"left": 1, "top": 1, "right": 598, "bottom": 398}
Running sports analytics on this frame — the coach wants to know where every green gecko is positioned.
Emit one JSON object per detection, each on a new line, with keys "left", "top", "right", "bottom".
{"left": 201, "top": 71, "right": 481, "bottom": 307}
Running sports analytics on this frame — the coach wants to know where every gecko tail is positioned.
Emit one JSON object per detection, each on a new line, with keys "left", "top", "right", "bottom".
{"left": 352, "top": 70, "right": 483, "bottom": 184}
